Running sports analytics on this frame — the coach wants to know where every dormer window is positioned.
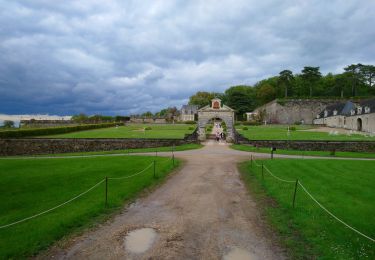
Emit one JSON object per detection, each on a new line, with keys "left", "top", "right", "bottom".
{"left": 324, "top": 110, "right": 328, "bottom": 117}
{"left": 357, "top": 106, "right": 362, "bottom": 114}
{"left": 351, "top": 109, "right": 355, "bottom": 116}
{"left": 365, "top": 106, "right": 371, "bottom": 113}
{"left": 333, "top": 110, "right": 338, "bottom": 116}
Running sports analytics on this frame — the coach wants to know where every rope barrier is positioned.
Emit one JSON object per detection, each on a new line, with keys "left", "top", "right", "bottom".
{"left": 0, "top": 179, "right": 105, "bottom": 229}
{"left": 108, "top": 163, "right": 154, "bottom": 180}
{"left": 298, "top": 181, "right": 375, "bottom": 242}
{"left": 263, "top": 165, "right": 295, "bottom": 183}
{"left": 251, "top": 157, "right": 375, "bottom": 242}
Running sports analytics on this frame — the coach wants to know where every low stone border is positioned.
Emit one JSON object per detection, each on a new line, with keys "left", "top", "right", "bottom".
{"left": 0, "top": 138, "right": 199, "bottom": 156}
{"left": 234, "top": 131, "right": 375, "bottom": 152}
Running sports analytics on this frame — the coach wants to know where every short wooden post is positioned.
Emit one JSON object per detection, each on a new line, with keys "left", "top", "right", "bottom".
{"left": 172, "top": 154, "right": 175, "bottom": 166}
{"left": 250, "top": 154, "right": 253, "bottom": 167}
{"left": 105, "top": 177, "right": 108, "bottom": 207}
{"left": 155, "top": 150, "right": 158, "bottom": 157}
{"left": 261, "top": 163, "right": 264, "bottom": 180}
{"left": 153, "top": 160, "right": 156, "bottom": 178}
{"left": 293, "top": 179, "right": 299, "bottom": 208}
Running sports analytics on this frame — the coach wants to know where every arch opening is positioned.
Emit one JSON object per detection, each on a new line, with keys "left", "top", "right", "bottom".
{"left": 357, "top": 118, "right": 362, "bottom": 131}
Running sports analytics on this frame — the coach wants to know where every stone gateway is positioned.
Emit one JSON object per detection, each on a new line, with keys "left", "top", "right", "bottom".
{"left": 197, "top": 98, "right": 235, "bottom": 142}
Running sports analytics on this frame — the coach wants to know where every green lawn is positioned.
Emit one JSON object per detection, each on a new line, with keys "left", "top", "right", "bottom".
{"left": 239, "top": 159, "right": 375, "bottom": 259}
{"left": 41, "top": 124, "right": 196, "bottom": 139}
{"left": 0, "top": 155, "right": 179, "bottom": 259}
{"left": 231, "top": 144, "right": 375, "bottom": 159}
{"left": 236, "top": 125, "right": 375, "bottom": 141}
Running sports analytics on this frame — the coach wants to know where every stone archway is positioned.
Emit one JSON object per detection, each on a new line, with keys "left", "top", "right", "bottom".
{"left": 357, "top": 118, "right": 362, "bottom": 131}
{"left": 197, "top": 98, "right": 235, "bottom": 142}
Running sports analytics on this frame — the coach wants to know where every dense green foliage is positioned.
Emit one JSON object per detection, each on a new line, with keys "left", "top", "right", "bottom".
{"left": 0, "top": 155, "right": 179, "bottom": 258}
{"left": 188, "top": 64, "right": 375, "bottom": 119}
{"left": 240, "top": 159, "right": 375, "bottom": 259}
{"left": 0, "top": 123, "right": 120, "bottom": 138}
{"left": 42, "top": 124, "right": 195, "bottom": 139}
{"left": 236, "top": 124, "right": 375, "bottom": 141}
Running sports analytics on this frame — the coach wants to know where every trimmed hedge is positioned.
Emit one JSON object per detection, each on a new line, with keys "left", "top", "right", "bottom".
{"left": 0, "top": 123, "right": 121, "bottom": 138}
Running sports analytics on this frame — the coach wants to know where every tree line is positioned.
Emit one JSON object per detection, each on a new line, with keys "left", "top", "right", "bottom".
{"left": 188, "top": 63, "right": 375, "bottom": 119}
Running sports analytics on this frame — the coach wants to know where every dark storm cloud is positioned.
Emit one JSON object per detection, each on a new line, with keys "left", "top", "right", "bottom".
{"left": 1, "top": 0, "right": 374, "bottom": 115}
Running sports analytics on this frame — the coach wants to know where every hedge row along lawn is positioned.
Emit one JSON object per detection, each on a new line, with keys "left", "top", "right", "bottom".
{"left": 0, "top": 122, "right": 120, "bottom": 138}
{"left": 236, "top": 124, "right": 375, "bottom": 141}
{"left": 231, "top": 144, "right": 375, "bottom": 159}
{"left": 0, "top": 155, "right": 180, "bottom": 259}
{"left": 41, "top": 124, "right": 196, "bottom": 139}
{"left": 0, "top": 143, "right": 203, "bottom": 158}
{"left": 239, "top": 159, "right": 375, "bottom": 259}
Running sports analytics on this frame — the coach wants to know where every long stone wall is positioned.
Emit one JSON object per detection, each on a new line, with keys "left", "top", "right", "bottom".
{"left": 234, "top": 131, "right": 375, "bottom": 152}
{"left": 0, "top": 130, "right": 199, "bottom": 156}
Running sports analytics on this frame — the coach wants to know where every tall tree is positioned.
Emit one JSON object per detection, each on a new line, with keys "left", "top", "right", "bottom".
{"left": 301, "top": 66, "right": 322, "bottom": 97}
{"left": 360, "top": 65, "right": 375, "bottom": 88}
{"left": 188, "top": 91, "right": 216, "bottom": 108}
{"left": 225, "top": 85, "right": 255, "bottom": 119}
{"left": 3, "top": 120, "right": 14, "bottom": 128}
{"left": 256, "top": 84, "right": 276, "bottom": 104}
{"left": 278, "top": 70, "right": 294, "bottom": 97}
{"left": 344, "top": 63, "right": 363, "bottom": 96}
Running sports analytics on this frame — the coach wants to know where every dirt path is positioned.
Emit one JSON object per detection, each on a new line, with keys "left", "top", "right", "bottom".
{"left": 42, "top": 141, "right": 285, "bottom": 259}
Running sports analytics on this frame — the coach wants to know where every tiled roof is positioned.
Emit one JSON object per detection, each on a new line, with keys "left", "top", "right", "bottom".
{"left": 181, "top": 105, "right": 199, "bottom": 114}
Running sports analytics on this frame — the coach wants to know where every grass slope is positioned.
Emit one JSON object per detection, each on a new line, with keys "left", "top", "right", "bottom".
{"left": 232, "top": 144, "right": 375, "bottom": 159}
{"left": 236, "top": 125, "right": 375, "bottom": 141}
{"left": 239, "top": 159, "right": 375, "bottom": 259}
{"left": 42, "top": 124, "right": 195, "bottom": 139}
{"left": 0, "top": 155, "right": 179, "bottom": 259}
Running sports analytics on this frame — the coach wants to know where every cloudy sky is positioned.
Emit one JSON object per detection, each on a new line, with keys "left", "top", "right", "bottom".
{"left": 0, "top": 0, "right": 374, "bottom": 116}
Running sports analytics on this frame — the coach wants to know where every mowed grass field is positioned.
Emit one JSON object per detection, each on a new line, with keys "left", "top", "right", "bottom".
{"left": 240, "top": 159, "right": 375, "bottom": 259}
{"left": 236, "top": 125, "right": 375, "bottom": 141}
{"left": 0, "top": 155, "right": 179, "bottom": 259}
{"left": 231, "top": 144, "right": 375, "bottom": 159}
{"left": 42, "top": 124, "right": 196, "bottom": 139}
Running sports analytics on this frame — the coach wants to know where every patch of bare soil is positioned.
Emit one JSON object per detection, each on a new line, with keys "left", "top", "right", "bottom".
{"left": 38, "top": 141, "right": 285, "bottom": 259}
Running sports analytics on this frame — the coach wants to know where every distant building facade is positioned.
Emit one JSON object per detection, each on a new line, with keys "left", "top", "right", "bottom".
{"left": 313, "top": 99, "right": 375, "bottom": 133}
{"left": 180, "top": 105, "right": 199, "bottom": 121}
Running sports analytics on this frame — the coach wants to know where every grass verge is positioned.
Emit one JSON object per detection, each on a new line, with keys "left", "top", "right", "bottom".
{"left": 0, "top": 155, "right": 180, "bottom": 259}
{"left": 236, "top": 124, "right": 375, "bottom": 141}
{"left": 231, "top": 144, "right": 375, "bottom": 159}
{"left": 239, "top": 159, "right": 375, "bottom": 259}
{"left": 41, "top": 124, "right": 196, "bottom": 139}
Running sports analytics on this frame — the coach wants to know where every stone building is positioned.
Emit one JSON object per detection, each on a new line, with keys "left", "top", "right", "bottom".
{"left": 313, "top": 98, "right": 375, "bottom": 133}
{"left": 197, "top": 98, "right": 235, "bottom": 142}
{"left": 180, "top": 105, "right": 199, "bottom": 121}
{"left": 252, "top": 99, "right": 340, "bottom": 124}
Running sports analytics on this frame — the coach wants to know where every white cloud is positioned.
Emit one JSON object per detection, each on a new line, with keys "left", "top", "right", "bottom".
{"left": 0, "top": 0, "right": 374, "bottom": 115}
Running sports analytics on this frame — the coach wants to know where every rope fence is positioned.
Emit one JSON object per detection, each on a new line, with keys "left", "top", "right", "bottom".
{"left": 249, "top": 155, "right": 375, "bottom": 243}
{"left": 0, "top": 155, "right": 177, "bottom": 230}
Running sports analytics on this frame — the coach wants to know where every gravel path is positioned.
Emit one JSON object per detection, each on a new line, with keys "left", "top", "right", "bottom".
{"left": 40, "top": 140, "right": 286, "bottom": 260}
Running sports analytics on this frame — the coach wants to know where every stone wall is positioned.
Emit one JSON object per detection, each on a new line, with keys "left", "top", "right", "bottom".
{"left": 254, "top": 99, "right": 345, "bottom": 124}
{"left": 0, "top": 129, "right": 199, "bottom": 156}
{"left": 234, "top": 131, "right": 375, "bottom": 152}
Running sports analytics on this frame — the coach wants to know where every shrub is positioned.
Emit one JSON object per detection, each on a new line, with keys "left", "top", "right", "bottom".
{"left": 289, "top": 126, "right": 296, "bottom": 131}
{"left": 188, "top": 126, "right": 195, "bottom": 130}
{"left": 242, "top": 126, "right": 248, "bottom": 130}
{"left": 144, "top": 126, "right": 152, "bottom": 130}
{"left": 184, "top": 121, "right": 196, "bottom": 124}
{"left": 0, "top": 123, "right": 121, "bottom": 138}
{"left": 242, "top": 121, "right": 261, "bottom": 126}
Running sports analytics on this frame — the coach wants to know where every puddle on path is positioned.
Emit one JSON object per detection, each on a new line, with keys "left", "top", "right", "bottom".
{"left": 124, "top": 228, "right": 157, "bottom": 254}
{"left": 223, "top": 247, "right": 256, "bottom": 260}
